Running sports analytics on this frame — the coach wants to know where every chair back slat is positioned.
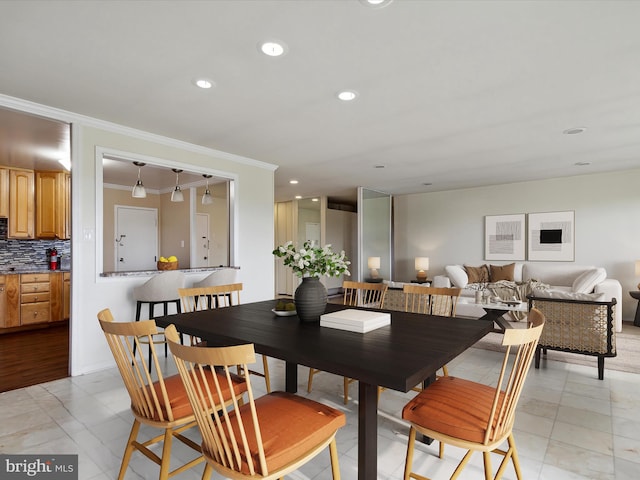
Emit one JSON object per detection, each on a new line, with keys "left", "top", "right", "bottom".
{"left": 179, "top": 284, "right": 242, "bottom": 313}
{"left": 165, "top": 326, "right": 268, "bottom": 476}
{"left": 484, "top": 308, "right": 545, "bottom": 444}
{"left": 97, "top": 308, "right": 175, "bottom": 422}
{"left": 342, "top": 281, "right": 388, "bottom": 308}
{"left": 403, "top": 285, "right": 461, "bottom": 317}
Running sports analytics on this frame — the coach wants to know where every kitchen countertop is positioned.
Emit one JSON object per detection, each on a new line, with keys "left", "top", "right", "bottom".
{"left": 100, "top": 266, "right": 239, "bottom": 278}
{"left": 0, "top": 267, "right": 71, "bottom": 275}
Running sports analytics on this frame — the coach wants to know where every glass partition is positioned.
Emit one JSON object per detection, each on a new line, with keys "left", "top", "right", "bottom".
{"left": 358, "top": 187, "right": 392, "bottom": 282}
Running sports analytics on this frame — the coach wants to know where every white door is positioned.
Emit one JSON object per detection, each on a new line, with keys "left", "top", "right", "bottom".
{"left": 194, "top": 213, "right": 210, "bottom": 268}
{"left": 115, "top": 206, "right": 158, "bottom": 271}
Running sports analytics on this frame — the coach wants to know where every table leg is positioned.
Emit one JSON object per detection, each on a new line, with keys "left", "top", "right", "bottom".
{"left": 479, "top": 309, "right": 512, "bottom": 332}
{"left": 285, "top": 361, "right": 298, "bottom": 393}
{"left": 358, "top": 382, "right": 378, "bottom": 480}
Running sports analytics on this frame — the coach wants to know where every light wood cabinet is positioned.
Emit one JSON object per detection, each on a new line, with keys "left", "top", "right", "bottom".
{"left": 50, "top": 272, "right": 70, "bottom": 322}
{"left": 3, "top": 275, "right": 20, "bottom": 328}
{"left": 36, "top": 171, "right": 70, "bottom": 239}
{"left": 63, "top": 272, "right": 70, "bottom": 320}
{"left": 20, "top": 273, "right": 51, "bottom": 325}
{"left": 0, "top": 275, "right": 6, "bottom": 328}
{"left": 8, "top": 168, "right": 34, "bottom": 239}
{"left": 0, "top": 273, "right": 70, "bottom": 329}
{"left": 0, "top": 168, "right": 8, "bottom": 218}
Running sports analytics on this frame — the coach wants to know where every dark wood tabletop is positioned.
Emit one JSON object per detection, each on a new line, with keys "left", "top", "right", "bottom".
{"left": 155, "top": 299, "right": 493, "bottom": 480}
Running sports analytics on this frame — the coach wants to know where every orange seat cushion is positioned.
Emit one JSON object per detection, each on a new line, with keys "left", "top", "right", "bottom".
{"left": 210, "top": 391, "right": 346, "bottom": 475}
{"left": 402, "top": 376, "right": 503, "bottom": 444}
{"left": 138, "top": 369, "right": 247, "bottom": 421}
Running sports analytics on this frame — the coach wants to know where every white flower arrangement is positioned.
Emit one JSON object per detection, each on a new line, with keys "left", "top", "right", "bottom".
{"left": 273, "top": 241, "right": 351, "bottom": 278}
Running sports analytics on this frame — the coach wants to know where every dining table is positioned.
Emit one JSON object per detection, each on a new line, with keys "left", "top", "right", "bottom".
{"left": 155, "top": 300, "right": 493, "bottom": 480}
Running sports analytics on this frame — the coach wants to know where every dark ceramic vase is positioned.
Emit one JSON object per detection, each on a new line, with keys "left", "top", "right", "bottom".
{"left": 294, "top": 276, "right": 328, "bottom": 322}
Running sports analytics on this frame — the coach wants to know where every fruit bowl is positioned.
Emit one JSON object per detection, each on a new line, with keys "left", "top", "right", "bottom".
{"left": 272, "top": 308, "right": 297, "bottom": 317}
{"left": 157, "top": 261, "right": 178, "bottom": 271}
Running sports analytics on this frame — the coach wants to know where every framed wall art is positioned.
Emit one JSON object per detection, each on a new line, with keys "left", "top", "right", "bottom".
{"left": 527, "top": 210, "right": 575, "bottom": 261}
{"left": 484, "top": 214, "right": 526, "bottom": 261}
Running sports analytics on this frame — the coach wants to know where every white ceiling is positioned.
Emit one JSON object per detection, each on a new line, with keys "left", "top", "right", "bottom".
{"left": 1, "top": 0, "right": 639, "bottom": 203}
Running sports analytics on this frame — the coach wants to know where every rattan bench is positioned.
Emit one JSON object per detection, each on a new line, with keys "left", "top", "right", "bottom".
{"left": 528, "top": 295, "right": 616, "bottom": 380}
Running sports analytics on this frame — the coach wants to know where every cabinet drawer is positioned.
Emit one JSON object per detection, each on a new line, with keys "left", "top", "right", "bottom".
{"left": 21, "top": 273, "right": 50, "bottom": 284}
{"left": 21, "top": 303, "right": 50, "bottom": 324}
{"left": 21, "top": 282, "right": 50, "bottom": 294}
{"left": 21, "top": 292, "right": 50, "bottom": 304}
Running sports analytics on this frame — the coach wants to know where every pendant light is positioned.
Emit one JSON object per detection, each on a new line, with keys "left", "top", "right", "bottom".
{"left": 131, "top": 161, "right": 147, "bottom": 198}
{"left": 170, "top": 168, "right": 184, "bottom": 202}
{"left": 202, "top": 174, "right": 214, "bottom": 205}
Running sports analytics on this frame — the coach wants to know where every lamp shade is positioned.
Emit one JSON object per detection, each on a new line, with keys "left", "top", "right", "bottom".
{"left": 415, "top": 257, "right": 429, "bottom": 271}
{"left": 201, "top": 174, "right": 214, "bottom": 205}
{"left": 131, "top": 161, "right": 147, "bottom": 198}
{"left": 367, "top": 257, "right": 381, "bottom": 269}
{"left": 170, "top": 168, "right": 184, "bottom": 202}
{"left": 636, "top": 260, "right": 640, "bottom": 277}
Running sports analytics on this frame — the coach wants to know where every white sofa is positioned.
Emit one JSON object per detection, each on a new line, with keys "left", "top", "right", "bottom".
{"left": 434, "top": 263, "right": 623, "bottom": 332}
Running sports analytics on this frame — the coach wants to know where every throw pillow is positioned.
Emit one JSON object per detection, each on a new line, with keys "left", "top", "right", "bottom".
{"left": 531, "top": 288, "right": 606, "bottom": 301}
{"left": 464, "top": 264, "right": 489, "bottom": 284}
{"left": 572, "top": 268, "right": 607, "bottom": 294}
{"left": 445, "top": 265, "right": 468, "bottom": 288}
{"left": 490, "top": 263, "right": 515, "bottom": 282}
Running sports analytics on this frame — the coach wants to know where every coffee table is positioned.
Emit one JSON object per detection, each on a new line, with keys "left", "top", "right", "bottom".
{"left": 457, "top": 296, "right": 528, "bottom": 331}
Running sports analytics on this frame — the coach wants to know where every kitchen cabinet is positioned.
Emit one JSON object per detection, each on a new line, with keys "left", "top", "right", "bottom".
{"left": 63, "top": 272, "right": 70, "bottom": 320}
{"left": 50, "top": 272, "right": 70, "bottom": 321}
{"left": 0, "top": 168, "right": 8, "bottom": 218}
{"left": 8, "top": 168, "right": 34, "bottom": 239}
{"left": 36, "top": 171, "right": 70, "bottom": 239}
{"left": 0, "top": 272, "right": 70, "bottom": 330}
{"left": 0, "top": 275, "right": 7, "bottom": 327}
{"left": 3, "top": 275, "right": 19, "bottom": 328}
{"left": 20, "top": 273, "right": 51, "bottom": 325}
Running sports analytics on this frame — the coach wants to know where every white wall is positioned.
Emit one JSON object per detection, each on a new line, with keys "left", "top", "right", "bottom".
{"left": 71, "top": 124, "right": 276, "bottom": 375}
{"left": 394, "top": 169, "right": 640, "bottom": 322}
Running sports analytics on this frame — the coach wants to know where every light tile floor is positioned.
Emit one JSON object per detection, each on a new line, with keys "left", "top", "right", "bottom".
{"left": 1, "top": 346, "right": 639, "bottom": 480}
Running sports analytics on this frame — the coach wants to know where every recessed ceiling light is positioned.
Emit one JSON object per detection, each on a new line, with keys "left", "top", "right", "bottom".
{"left": 311, "top": 198, "right": 319, "bottom": 202}
{"left": 563, "top": 127, "right": 587, "bottom": 135}
{"left": 259, "top": 41, "right": 287, "bottom": 57}
{"left": 295, "top": 195, "right": 302, "bottom": 199}
{"left": 337, "top": 90, "right": 358, "bottom": 101}
{"left": 193, "top": 78, "right": 214, "bottom": 89}
{"left": 289, "top": 179, "right": 299, "bottom": 184}
{"left": 575, "top": 161, "right": 591, "bottom": 166}
{"left": 359, "top": 0, "right": 394, "bottom": 8}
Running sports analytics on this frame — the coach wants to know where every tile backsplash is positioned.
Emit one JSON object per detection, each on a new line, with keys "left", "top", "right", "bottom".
{"left": 0, "top": 218, "right": 71, "bottom": 269}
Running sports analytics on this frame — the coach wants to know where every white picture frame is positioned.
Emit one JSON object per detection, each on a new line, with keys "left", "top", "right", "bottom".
{"left": 484, "top": 214, "right": 526, "bottom": 261}
{"left": 527, "top": 210, "right": 575, "bottom": 261}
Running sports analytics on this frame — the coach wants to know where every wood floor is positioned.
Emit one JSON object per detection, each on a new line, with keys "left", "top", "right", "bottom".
{"left": 0, "top": 321, "right": 70, "bottom": 393}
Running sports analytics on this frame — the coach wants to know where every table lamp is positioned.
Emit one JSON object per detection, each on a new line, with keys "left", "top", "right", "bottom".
{"left": 367, "top": 257, "right": 381, "bottom": 281}
{"left": 636, "top": 260, "right": 640, "bottom": 290}
{"left": 415, "top": 257, "right": 429, "bottom": 283}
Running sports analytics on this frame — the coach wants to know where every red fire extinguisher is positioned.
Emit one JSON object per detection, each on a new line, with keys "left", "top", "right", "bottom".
{"left": 48, "top": 248, "right": 58, "bottom": 270}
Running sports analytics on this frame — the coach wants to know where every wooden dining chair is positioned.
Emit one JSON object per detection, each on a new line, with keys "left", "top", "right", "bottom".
{"left": 403, "top": 284, "right": 462, "bottom": 377}
{"left": 178, "top": 283, "right": 271, "bottom": 393}
{"left": 307, "top": 280, "right": 388, "bottom": 404}
{"left": 97, "top": 308, "right": 247, "bottom": 480}
{"left": 164, "top": 324, "right": 346, "bottom": 480}
{"left": 402, "top": 308, "right": 545, "bottom": 480}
